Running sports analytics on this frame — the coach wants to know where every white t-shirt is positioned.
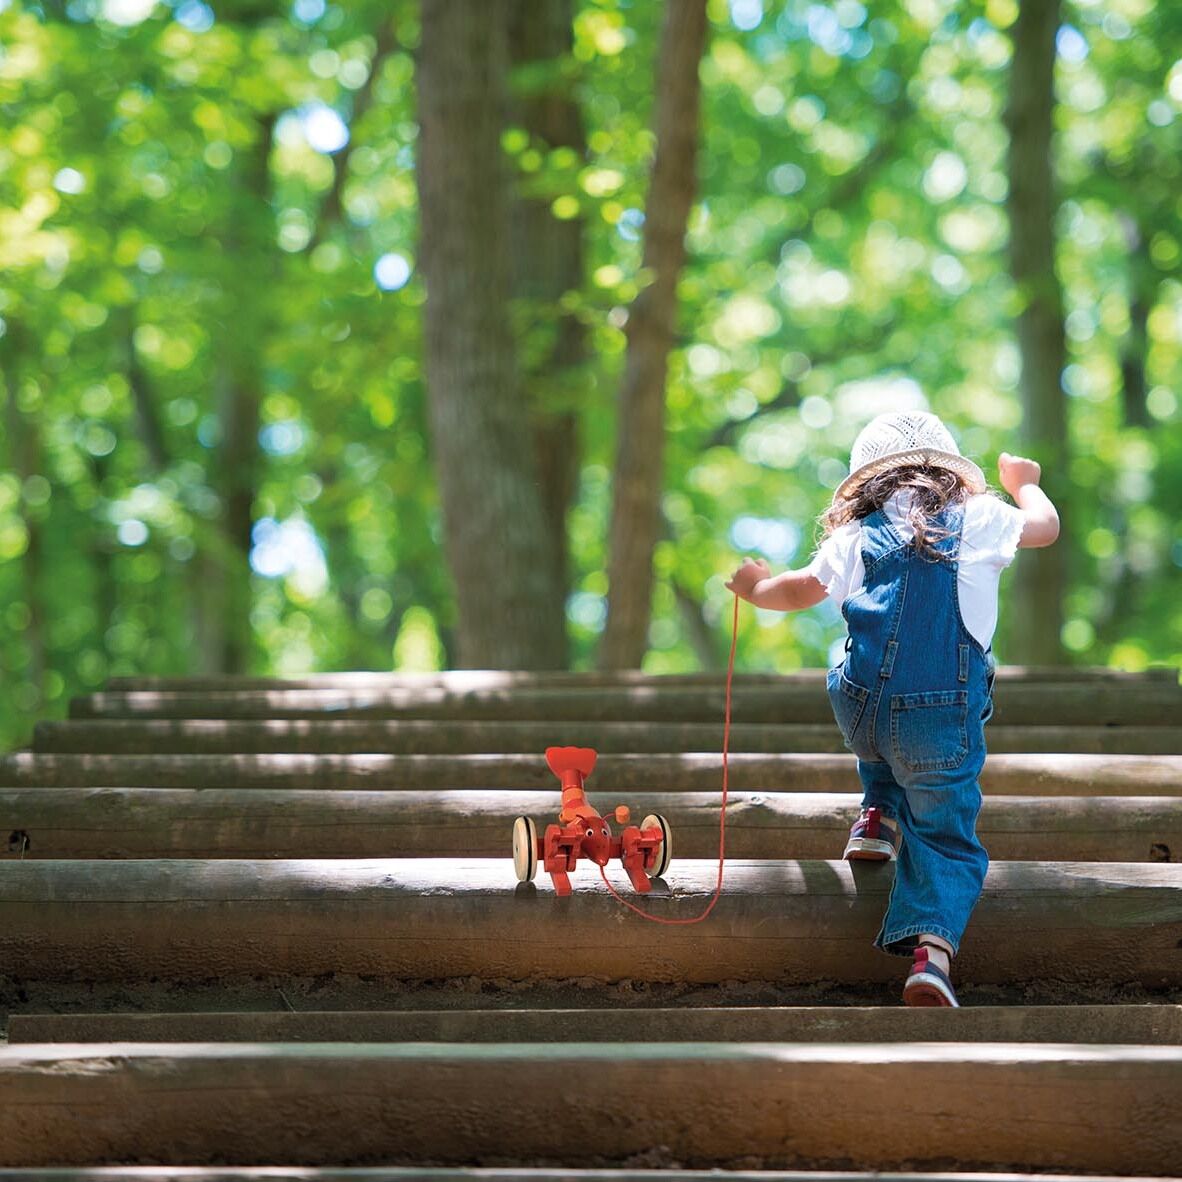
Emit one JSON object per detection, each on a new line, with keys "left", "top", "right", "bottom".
{"left": 806, "top": 491, "right": 1026, "bottom": 651}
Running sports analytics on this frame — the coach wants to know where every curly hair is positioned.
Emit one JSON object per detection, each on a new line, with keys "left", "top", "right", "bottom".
{"left": 820, "top": 464, "right": 998, "bottom": 561}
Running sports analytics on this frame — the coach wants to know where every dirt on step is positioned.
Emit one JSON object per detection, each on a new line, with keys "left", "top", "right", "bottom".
{"left": 2, "top": 971, "right": 1178, "bottom": 1038}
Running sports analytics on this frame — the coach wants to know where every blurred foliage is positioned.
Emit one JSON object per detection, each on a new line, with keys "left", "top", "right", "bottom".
{"left": 0, "top": 0, "right": 1180, "bottom": 749}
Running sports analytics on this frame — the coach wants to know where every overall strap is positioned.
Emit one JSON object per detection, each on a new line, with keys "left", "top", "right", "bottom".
{"left": 857, "top": 507, "right": 907, "bottom": 573}
{"left": 858, "top": 497, "right": 966, "bottom": 573}
{"left": 931, "top": 499, "right": 966, "bottom": 562}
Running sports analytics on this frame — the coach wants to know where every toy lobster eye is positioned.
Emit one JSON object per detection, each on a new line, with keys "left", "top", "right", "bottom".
{"left": 601, "top": 826, "right": 609, "bottom": 836}
{"left": 585, "top": 827, "right": 593, "bottom": 838}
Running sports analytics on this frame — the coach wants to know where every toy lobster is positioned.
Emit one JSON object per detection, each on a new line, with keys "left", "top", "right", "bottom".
{"left": 512, "top": 746, "right": 672, "bottom": 896}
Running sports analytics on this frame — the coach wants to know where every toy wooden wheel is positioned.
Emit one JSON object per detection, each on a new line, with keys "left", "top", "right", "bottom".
{"left": 640, "top": 813, "right": 671, "bottom": 878}
{"left": 512, "top": 816, "right": 538, "bottom": 882}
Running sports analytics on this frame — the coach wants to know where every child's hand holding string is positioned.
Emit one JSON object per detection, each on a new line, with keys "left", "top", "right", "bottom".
{"left": 725, "top": 558, "right": 771, "bottom": 604}
{"left": 725, "top": 557, "right": 828, "bottom": 612}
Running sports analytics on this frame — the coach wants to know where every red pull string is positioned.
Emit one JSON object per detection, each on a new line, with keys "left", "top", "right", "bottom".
{"left": 597, "top": 592, "right": 740, "bottom": 924}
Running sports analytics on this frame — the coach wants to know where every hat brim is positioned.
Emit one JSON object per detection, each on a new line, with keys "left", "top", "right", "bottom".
{"left": 833, "top": 449, "right": 987, "bottom": 503}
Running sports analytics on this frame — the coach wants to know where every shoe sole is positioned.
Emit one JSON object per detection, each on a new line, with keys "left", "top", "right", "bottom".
{"left": 903, "top": 973, "right": 959, "bottom": 1008}
{"left": 843, "top": 837, "right": 897, "bottom": 861}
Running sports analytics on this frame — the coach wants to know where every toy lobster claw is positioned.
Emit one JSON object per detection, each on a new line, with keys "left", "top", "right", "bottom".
{"left": 512, "top": 746, "right": 672, "bottom": 896}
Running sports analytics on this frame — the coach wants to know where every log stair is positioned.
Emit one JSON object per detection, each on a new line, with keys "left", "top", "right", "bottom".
{"left": 0, "top": 667, "right": 1179, "bottom": 1178}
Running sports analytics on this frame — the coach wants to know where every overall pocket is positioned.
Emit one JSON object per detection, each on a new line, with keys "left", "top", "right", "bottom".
{"left": 826, "top": 666, "right": 871, "bottom": 749}
{"left": 889, "top": 689, "right": 969, "bottom": 772}
{"left": 982, "top": 652, "right": 997, "bottom": 724}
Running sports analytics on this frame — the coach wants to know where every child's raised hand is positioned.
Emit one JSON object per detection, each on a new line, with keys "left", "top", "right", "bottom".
{"left": 998, "top": 452, "right": 1042, "bottom": 499}
{"left": 725, "top": 557, "right": 771, "bottom": 603}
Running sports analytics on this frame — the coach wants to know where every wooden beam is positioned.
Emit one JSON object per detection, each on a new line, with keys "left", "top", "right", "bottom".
{"left": 0, "top": 1174, "right": 1162, "bottom": 1182}
{"left": 0, "top": 858, "right": 1177, "bottom": 986}
{"left": 11, "top": 1003, "right": 1181, "bottom": 1045}
{"left": 0, "top": 789, "right": 1175, "bottom": 863}
{"left": 31, "top": 719, "right": 1182, "bottom": 756}
{"left": 0, "top": 1042, "right": 1177, "bottom": 1171}
{"left": 101, "top": 666, "right": 1180, "bottom": 690}
{"left": 0, "top": 752, "right": 1177, "bottom": 795}
{"left": 0, "top": 1173, "right": 1148, "bottom": 1182}
{"left": 66, "top": 681, "right": 1182, "bottom": 726}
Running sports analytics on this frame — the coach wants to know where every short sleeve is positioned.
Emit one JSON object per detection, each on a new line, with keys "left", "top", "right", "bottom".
{"left": 806, "top": 521, "right": 862, "bottom": 602}
{"left": 962, "top": 495, "right": 1026, "bottom": 571}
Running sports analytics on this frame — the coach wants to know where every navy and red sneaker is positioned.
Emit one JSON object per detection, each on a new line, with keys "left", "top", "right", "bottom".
{"left": 903, "top": 943, "right": 959, "bottom": 1008}
{"left": 842, "top": 806, "right": 900, "bottom": 862}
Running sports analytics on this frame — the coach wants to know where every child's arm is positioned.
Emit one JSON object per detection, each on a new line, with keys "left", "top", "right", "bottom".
{"left": 998, "top": 452, "right": 1060, "bottom": 548}
{"left": 725, "top": 557, "right": 828, "bottom": 612}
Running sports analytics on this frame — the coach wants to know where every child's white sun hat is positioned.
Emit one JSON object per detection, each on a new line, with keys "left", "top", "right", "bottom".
{"left": 834, "top": 411, "right": 986, "bottom": 502}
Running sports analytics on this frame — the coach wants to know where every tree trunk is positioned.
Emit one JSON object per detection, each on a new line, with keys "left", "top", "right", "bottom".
{"left": 307, "top": 19, "right": 401, "bottom": 256}
{"left": 213, "top": 358, "right": 262, "bottom": 673}
{"left": 1116, "top": 211, "right": 1152, "bottom": 429}
{"left": 415, "top": 0, "right": 566, "bottom": 668}
{"left": 673, "top": 580, "right": 723, "bottom": 671}
{"left": 122, "top": 307, "right": 170, "bottom": 473}
{"left": 197, "top": 114, "right": 275, "bottom": 675}
{"left": 508, "top": 0, "right": 586, "bottom": 667}
{"left": 0, "top": 333, "right": 46, "bottom": 710}
{"left": 599, "top": 0, "right": 708, "bottom": 670}
{"left": 1002, "top": 0, "right": 1068, "bottom": 665}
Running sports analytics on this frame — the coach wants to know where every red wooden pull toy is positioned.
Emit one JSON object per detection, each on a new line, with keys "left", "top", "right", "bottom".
{"left": 512, "top": 745, "right": 671, "bottom": 897}
{"left": 511, "top": 593, "right": 740, "bottom": 924}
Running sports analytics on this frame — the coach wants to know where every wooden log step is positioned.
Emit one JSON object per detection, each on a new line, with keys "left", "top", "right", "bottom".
{"left": 0, "top": 1042, "right": 1177, "bottom": 1171}
{"left": 67, "top": 682, "right": 1182, "bottom": 726}
{"left": 11, "top": 1003, "right": 1182, "bottom": 1045}
{"left": 0, "top": 1174, "right": 1158, "bottom": 1182}
{"left": 2, "top": 752, "right": 1177, "bottom": 796}
{"left": 0, "top": 789, "right": 1176, "bottom": 863}
{"left": 0, "top": 1172, "right": 1163, "bottom": 1182}
{"left": 0, "top": 1172, "right": 1158, "bottom": 1182}
{"left": 0, "top": 1174, "right": 1166, "bottom": 1182}
{"left": 103, "top": 665, "right": 1181, "bottom": 690}
{"left": 31, "top": 719, "right": 1182, "bottom": 756}
{"left": 0, "top": 858, "right": 1177, "bottom": 987}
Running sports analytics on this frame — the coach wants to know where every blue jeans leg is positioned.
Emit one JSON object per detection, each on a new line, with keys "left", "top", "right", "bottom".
{"left": 874, "top": 747, "right": 989, "bottom": 958}
{"left": 856, "top": 758, "right": 905, "bottom": 822}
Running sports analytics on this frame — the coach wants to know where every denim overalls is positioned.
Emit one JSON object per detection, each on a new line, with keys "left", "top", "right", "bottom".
{"left": 825, "top": 500, "right": 996, "bottom": 957}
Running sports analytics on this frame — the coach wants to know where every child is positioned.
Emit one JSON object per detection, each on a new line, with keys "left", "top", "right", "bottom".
{"left": 725, "top": 411, "right": 1060, "bottom": 1007}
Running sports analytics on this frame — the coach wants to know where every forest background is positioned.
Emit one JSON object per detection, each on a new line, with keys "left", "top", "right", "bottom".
{"left": 0, "top": 0, "right": 1179, "bottom": 752}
